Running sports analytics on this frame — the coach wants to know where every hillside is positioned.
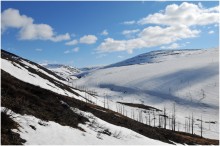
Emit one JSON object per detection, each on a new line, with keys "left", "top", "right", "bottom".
{"left": 1, "top": 70, "right": 172, "bottom": 145}
{"left": 1, "top": 49, "right": 172, "bottom": 145}
{"left": 1, "top": 49, "right": 219, "bottom": 145}
{"left": 75, "top": 48, "right": 219, "bottom": 139}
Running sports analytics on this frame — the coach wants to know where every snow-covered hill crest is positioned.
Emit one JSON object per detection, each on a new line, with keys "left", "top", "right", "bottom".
{"left": 105, "top": 49, "right": 204, "bottom": 68}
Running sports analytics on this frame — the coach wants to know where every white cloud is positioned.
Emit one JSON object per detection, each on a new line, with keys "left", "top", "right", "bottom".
{"left": 96, "top": 2, "right": 219, "bottom": 54}
{"left": 97, "top": 25, "right": 200, "bottom": 54}
{"left": 101, "top": 29, "right": 108, "bottom": 36}
{"left": 35, "top": 48, "right": 42, "bottom": 52}
{"left": 2, "top": 8, "right": 70, "bottom": 42}
{"left": 19, "top": 23, "right": 53, "bottom": 40}
{"left": 1, "top": 8, "right": 33, "bottom": 31}
{"left": 138, "top": 2, "right": 219, "bottom": 26}
{"left": 208, "top": 30, "right": 214, "bottom": 34}
{"left": 122, "top": 29, "right": 140, "bottom": 36}
{"left": 72, "top": 47, "right": 79, "bottom": 52}
{"left": 160, "top": 43, "right": 181, "bottom": 49}
{"left": 65, "top": 39, "right": 78, "bottom": 46}
{"left": 123, "top": 20, "right": 136, "bottom": 25}
{"left": 80, "top": 35, "right": 97, "bottom": 44}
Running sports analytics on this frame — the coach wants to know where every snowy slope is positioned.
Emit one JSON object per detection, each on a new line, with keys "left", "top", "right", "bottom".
{"left": 75, "top": 48, "right": 219, "bottom": 139}
{"left": 2, "top": 50, "right": 176, "bottom": 145}
{"left": 2, "top": 107, "right": 169, "bottom": 145}
{"left": 1, "top": 50, "right": 87, "bottom": 102}
{"left": 43, "top": 64, "right": 80, "bottom": 80}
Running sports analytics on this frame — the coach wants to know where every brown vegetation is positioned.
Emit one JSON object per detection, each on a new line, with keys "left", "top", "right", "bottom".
{"left": 1, "top": 111, "right": 26, "bottom": 145}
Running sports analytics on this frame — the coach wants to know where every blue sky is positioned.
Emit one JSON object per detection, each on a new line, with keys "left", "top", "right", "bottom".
{"left": 1, "top": 1, "right": 219, "bottom": 68}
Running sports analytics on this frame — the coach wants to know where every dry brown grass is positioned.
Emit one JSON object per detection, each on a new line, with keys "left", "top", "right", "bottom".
{"left": 1, "top": 111, "right": 26, "bottom": 145}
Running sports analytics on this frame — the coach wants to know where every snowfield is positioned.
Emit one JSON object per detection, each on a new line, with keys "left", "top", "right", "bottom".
{"left": 2, "top": 107, "right": 169, "bottom": 145}
{"left": 74, "top": 48, "right": 219, "bottom": 139}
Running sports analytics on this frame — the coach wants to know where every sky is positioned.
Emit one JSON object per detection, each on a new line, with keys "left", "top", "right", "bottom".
{"left": 1, "top": 1, "right": 219, "bottom": 68}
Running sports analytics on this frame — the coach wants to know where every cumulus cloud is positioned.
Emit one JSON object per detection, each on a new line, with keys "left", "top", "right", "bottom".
{"left": 122, "top": 20, "right": 136, "bottom": 25}
{"left": 97, "top": 25, "right": 199, "bottom": 53}
{"left": 1, "top": 8, "right": 33, "bottom": 31}
{"left": 138, "top": 2, "right": 219, "bottom": 26}
{"left": 80, "top": 35, "right": 97, "bottom": 44}
{"left": 1, "top": 8, "right": 70, "bottom": 42}
{"left": 101, "top": 29, "right": 108, "bottom": 36}
{"left": 65, "top": 39, "right": 78, "bottom": 46}
{"left": 97, "top": 2, "right": 218, "bottom": 54}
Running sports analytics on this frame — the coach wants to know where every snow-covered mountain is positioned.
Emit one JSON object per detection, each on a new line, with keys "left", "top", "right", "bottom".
{"left": 75, "top": 48, "right": 219, "bottom": 139}
{"left": 42, "top": 64, "right": 81, "bottom": 81}
{"left": 2, "top": 50, "right": 162, "bottom": 144}
{"left": 0, "top": 50, "right": 176, "bottom": 145}
{"left": 1, "top": 49, "right": 219, "bottom": 145}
